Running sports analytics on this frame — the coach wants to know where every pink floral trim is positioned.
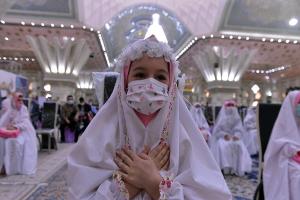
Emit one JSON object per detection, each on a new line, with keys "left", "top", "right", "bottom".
{"left": 112, "top": 171, "right": 129, "bottom": 200}
{"left": 159, "top": 173, "right": 174, "bottom": 200}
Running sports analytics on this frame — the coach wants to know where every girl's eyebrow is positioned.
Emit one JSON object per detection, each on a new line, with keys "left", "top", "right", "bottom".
{"left": 132, "top": 66, "right": 145, "bottom": 72}
{"left": 157, "top": 69, "right": 168, "bottom": 74}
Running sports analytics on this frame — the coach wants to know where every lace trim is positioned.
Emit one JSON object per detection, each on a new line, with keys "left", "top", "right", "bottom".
{"left": 159, "top": 173, "right": 174, "bottom": 200}
{"left": 112, "top": 171, "right": 129, "bottom": 200}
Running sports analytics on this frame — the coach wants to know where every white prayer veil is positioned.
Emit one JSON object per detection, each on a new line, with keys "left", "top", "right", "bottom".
{"left": 67, "top": 36, "right": 232, "bottom": 199}
{"left": 190, "top": 103, "right": 210, "bottom": 131}
{"left": 264, "top": 91, "right": 300, "bottom": 200}
{"left": 212, "top": 102, "right": 245, "bottom": 139}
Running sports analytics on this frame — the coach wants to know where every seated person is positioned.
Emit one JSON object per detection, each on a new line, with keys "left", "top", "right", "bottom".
{"left": 210, "top": 100, "right": 252, "bottom": 176}
{"left": 190, "top": 103, "right": 211, "bottom": 142}
{"left": 67, "top": 36, "right": 232, "bottom": 199}
{"left": 264, "top": 91, "right": 300, "bottom": 200}
{"left": 0, "top": 91, "right": 37, "bottom": 175}
{"left": 243, "top": 106, "right": 259, "bottom": 155}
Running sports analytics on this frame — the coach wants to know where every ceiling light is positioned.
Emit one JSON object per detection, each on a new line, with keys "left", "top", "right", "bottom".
{"left": 60, "top": 24, "right": 64, "bottom": 28}
{"left": 0, "top": 20, "right": 5, "bottom": 24}
{"left": 71, "top": 37, "right": 75, "bottom": 41}
{"left": 286, "top": 40, "right": 290, "bottom": 43}
{"left": 14, "top": 57, "right": 18, "bottom": 61}
{"left": 20, "top": 57, "right": 23, "bottom": 61}
{"left": 51, "top": 24, "right": 54, "bottom": 27}
{"left": 229, "top": 35, "right": 233, "bottom": 39}
{"left": 289, "top": 18, "right": 298, "bottom": 26}
{"left": 70, "top": 25, "right": 74, "bottom": 28}
{"left": 278, "top": 39, "right": 282, "bottom": 43}
{"left": 270, "top": 38, "right": 274, "bottom": 42}
{"left": 21, "top": 21, "right": 25, "bottom": 25}
{"left": 265, "top": 75, "right": 270, "bottom": 80}
{"left": 41, "top": 23, "right": 45, "bottom": 26}
{"left": 90, "top": 28, "right": 94, "bottom": 31}
{"left": 144, "top": 14, "right": 169, "bottom": 43}
{"left": 221, "top": 35, "right": 225, "bottom": 38}
{"left": 31, "top": 22, "right": 35, "bottom": 26}
{"left": 293, "top": 40, "right": 298, "bottom": 44}
{"left": 246, "top": 37, "right": 250, "bottom": 40}
{"left": 3, "top": 57, "right": 6, "bottom": 60}
{"left": 202, "top": 35, "right": 206, "bottom": 39}
{"left": 31, "top": 58, "right": 35, "bottom": 61}
{"left": 8, "top": 57, "right": 12, "bottom": 60}
{"left": 4, "top": 37, "right": 9, "bottom": 41}
{"left": 97, "top": 30, "right": 100, "bottom": 34}
{"left": 238, "top": 36, "right": 242, "bottom": 40}
{"left": 210, "top": 34, "right": 214, "bottom": 38}
{"left": 266, "top": 90, "right": 272, "bottom": 96}
{"left": 262, "top": 38, "right": 266, "bottom": 42}
{"left": 83, "top": 26, "right": 86, "bottom": 29}
{"left": 251, "top": 84, "right": 260, "bottom": 94}
{"left": 44, "top": 84, "right": 51, "bottom": 92}
{"left": 26, "top": 58, "right": 29, "bottom": 61}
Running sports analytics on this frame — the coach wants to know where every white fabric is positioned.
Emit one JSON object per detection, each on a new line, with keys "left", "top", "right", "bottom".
{"left": 0, "top": 98, "right": 37, "bottom": 175}
{"left": 68, "top": 39, "right": 231, "bottom": 200}
{"left": 263, "top": 91, "right": 300, "bottom": 200}
{"left": 243, "top": 107, "right": 259, "bottom": 155}
{"left": 210, "top": 105, "right": 252, "bottom": 176}
{"left": 190, "top": 106, "right": 211, "bottom": 139}
{"left": 126, "top": 78, "right": 168, "bottom": 115}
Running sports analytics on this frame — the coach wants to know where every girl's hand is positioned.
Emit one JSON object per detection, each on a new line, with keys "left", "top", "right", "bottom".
{"left": 125, "top": 182, "right": 140, "bottom": 199}
{"left": 143, "top": 143, "right": 170, "bottom": 170}
{"left": 114, "top": 148, "right": 161, "bottom": 192}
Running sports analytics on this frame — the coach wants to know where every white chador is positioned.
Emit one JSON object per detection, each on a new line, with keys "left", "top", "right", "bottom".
{"left": 210, "top": 103, "right": 252, "bottom": 176}
{"left": 68, "top": 37, "right": 232, "bottom": 199}
{"left": 190, "top": 104, "right": 211, "bottom": 141}
{"left": 264, "top": 91, "right": 300, "bottom": 200}
{"left": 243, "top": 107, "right": 259, "bottom": 155}
{"left": 0, "top": 96, "right": 37, "bottom": 175}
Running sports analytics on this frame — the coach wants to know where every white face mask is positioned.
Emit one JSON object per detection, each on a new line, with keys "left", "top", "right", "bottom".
{"left": 67, "top": 100, "right": 74, "bottom": 105}
{"left": 126, "top": 78, "right": 169, "bottom": 115}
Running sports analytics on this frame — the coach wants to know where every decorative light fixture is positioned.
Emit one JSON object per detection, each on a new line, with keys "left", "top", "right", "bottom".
{"left": 144, "top": 13, "right": 168, "bottom": 43}
{"left": 289, "top": 18, "right": 298, "bottom": 26}
{"left": 4, "top": 37, "right": 9, "bottom": 41}
{"left": 193, "top": 46, "right": 256, "bottom": 82}
{"left": 21, "top": 21, "right": 25, "bottom": 25}
{"left": 266, "top": 90, "right": 272, "bottom": 97}
{"left": 44, "top": 84, "right": 51, "bottom": 92}
{"left": 251, "top": 84, "right": 260, "bottom": 94}
{"left": 77, "top": 73, "right": 94, "bottom": 89}
{"left": 0, "top": 20, "right": 5, "bottom": 24}
{"left": 27, "top": 36, "right": 91, "bottom": 75}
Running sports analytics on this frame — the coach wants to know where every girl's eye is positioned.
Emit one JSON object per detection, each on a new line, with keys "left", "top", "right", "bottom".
{"left": 155, "top": 75, "right": 167, "bottom": 81}
{"left": 134, "top": 73, "right": 146, "bottom": 79}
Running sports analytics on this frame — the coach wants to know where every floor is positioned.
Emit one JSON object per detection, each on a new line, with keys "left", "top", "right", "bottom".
{"left": 0, "top": 144, "right": 259, "bottom": 200}
{"left": 0, "top": 143, "right": 74, "bottom": 200}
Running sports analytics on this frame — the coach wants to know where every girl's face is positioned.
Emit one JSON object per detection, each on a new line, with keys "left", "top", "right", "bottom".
{"left": 127, "top": 55, "right": 169, "bottom": 86}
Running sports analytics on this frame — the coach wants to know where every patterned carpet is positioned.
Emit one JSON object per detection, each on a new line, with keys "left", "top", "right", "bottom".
{"left": 225, "top": 155, "right": 259, "bottom": 200}
{"left": 26, "top": 156, "right": 259, "bottom": 200}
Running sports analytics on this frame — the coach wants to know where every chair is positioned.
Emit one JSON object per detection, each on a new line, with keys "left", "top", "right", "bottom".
{"left": 254, "top": 103, "right": 281, "bottom": 200}
{"left": 36, "top": 102, "right": 58, "bottom": 153}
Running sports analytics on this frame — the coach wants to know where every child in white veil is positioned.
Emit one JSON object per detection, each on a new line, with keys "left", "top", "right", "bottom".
{"left": 264, "top": 91, "right": 300, "bottom": 200}
{"left": 67, "top": 36, "right": 232, "bottom": 200}
{"left": 210, "top": 100, "right": 252, "bottom": 176}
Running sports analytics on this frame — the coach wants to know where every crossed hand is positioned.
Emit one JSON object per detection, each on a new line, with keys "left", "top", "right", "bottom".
{"left": 114, "top": 142, "right": 170, "bottom": 199}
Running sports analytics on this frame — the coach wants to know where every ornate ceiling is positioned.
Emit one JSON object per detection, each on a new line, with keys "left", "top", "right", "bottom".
{"left": 179, "top": 37, "right": 300, "bottom": 81}
{"left": 0, "top": 23, "right": 106, "bottom": 72}
{"left": 1, "top": 0, "right": 300, "bottom": 84}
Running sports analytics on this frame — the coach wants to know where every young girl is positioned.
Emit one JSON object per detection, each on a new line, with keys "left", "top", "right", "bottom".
{"left": 264, "top": 91, "right": 300, "bottom": 200}
{"left": 209, "top": 100, "right": 252, "bottom": 176}
{"left": 67, "top": 36, "right": 232, "bottom": 199}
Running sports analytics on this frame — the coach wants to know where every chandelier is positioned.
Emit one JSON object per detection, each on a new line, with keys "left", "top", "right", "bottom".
{"left": 27, "top": 36, "right": 91, "bottom": 76}
{"left": 193, "top": 46, "right": 257, "bottom": 82}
